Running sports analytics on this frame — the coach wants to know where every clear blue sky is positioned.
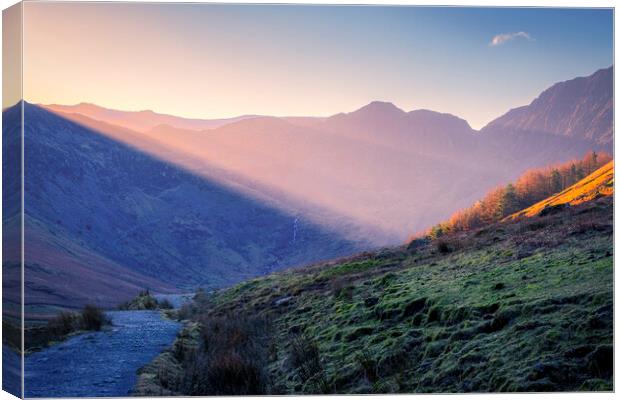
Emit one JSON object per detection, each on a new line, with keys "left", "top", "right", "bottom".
{"left": 24, "top": 4, "right": 613, "bottom": 129}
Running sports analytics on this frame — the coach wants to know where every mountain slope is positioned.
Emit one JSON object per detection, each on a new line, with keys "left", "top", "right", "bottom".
{"left": 145, "top": 176, "right": 613, "bottom": 394}
{"left": 48, "top": 103, "right": 513, "bottom": 241}
{"left": 16, "top": 103, "right": 366, "bottom": 312}
{"left": 482, "top": 67, "right": 613, "bottom": 150}
{"left": 44, "top": 110, "right": 398, "bottom": 245}
{"left": 509, "top": 161, "right": 614, "bottom": 219}
{"left": 3, "top": 103, "right": 23, "bottom": 323}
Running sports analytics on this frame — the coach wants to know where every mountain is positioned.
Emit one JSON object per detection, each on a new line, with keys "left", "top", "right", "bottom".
{"left": 43, "top": 102, "right": 258, "bottom": 132}
{"left": 482, "top": 67, "right": 613, "bottom": 154}
{"left": 45, "top": 63, "right": 614, "bottom": 241}
{"left": 509, "top": 160, "right": 614, "bottom": 219}
{"left": 51, "top": 103, "right": 516, "bottom": 241}
{"left": 12, "top": 65, "right": 613, "bottom": 315}
{"left": 142, "top": 167, "right": 613, "bottom": 394}
{"left": 4, "top": 104, "right": 172, "bottom": 317}
{"left": 12, "top": 103, "right": 366, "bottom": 314}
{"left": 42, "top": 110, "right": 397, "bottom": 244}
{"left": 322, "top": 101, "right": 479, "bottom": 158}
{"left": 3, "top": 103, "right": 23, "bottom": 322}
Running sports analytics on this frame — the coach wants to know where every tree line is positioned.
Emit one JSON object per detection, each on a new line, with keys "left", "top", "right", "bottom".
{"left": 428, "top": 151, "right": 612, "bottom": 238}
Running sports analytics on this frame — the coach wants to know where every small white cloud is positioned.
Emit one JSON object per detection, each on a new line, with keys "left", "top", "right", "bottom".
{"left": 489, "top": 31, "right": 533, "bottom": 46}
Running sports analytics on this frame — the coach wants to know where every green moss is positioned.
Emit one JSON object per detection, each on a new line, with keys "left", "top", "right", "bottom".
{"left": 176, "top": 197, "right": 613, "bottom": 394}
{"left": 318, "top": 259, "right": 380, "bottom": 279}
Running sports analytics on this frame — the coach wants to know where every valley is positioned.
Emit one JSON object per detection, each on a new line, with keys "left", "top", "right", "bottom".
{"left": 3, "top": 3, "right": 614, "bottom": 398}
{"left": 1, "top": 65, "right": 614, "bottom": 396}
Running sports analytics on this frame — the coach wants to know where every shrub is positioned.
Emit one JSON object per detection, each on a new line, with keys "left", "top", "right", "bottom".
{"left": 180, "top": 315, "right": 271, "bottom": 395}
{"left": 289, "top": 335, "right": 325, "bottom": 385}
{"left": 158, "top": 299, "right": 174, "bottom": 309}
{"left": 80, "top": 304, "right": 108, "bottom": 331}
{"left": 436, "top": 240, "right": 451, "bottom": 254}
{"left": 355, "top": 350, "right": 378, "bottom": 383}
{"left": 331, "top": 277, "right": 353, "bottom": 300}
{"left": 177, "top": 303, "right": 194, "bottom": 320}
{"left": 118, "top": 290, "right": 177, "bottom": 310}
{"left": 202, "top": 352, "right": 266, "bottom": 394}
{"left": 3, "top": 321, "right": 21, "bottom": 351}
{"left": 143, "top": 296, "right": 158, "bottom": 310}
{"left": 47, "top": 312, "right": 77, "bottom": 336}
{"left": 24, "top": 305, "right": 109, "bottom": 351}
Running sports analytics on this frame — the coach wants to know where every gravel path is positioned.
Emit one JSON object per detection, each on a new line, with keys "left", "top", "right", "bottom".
{"left": 25, "top": 310, "right": 181, "bottom": 397}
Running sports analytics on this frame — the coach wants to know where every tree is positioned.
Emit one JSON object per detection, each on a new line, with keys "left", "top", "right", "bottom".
{"left": 499, "top": 184, "right": 520, "bottom": 216}
{"left": 569, "top": 164, "right": 578, "bottom": 185}
{"left": 575, "top": 165, "right": 585, "bottom": 181}
{"left": 590, "top": 151, "right": 598, "bottom": 173}
{"left": 550, "top": 169, "right": 563, "bottom": 193}
{"left": 425, "top": 151, "right": 613, "bottom": 237}
{"left": 583, "top": 151, "right": 601, "bottom": 175}
{"left": 429, "top": 224, "right": 444, "bottom": 239}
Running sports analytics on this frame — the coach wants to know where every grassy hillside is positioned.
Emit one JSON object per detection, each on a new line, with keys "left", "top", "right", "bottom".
{"left": 509, "top": 160, "right": 613, "bottom": 219}
{"left": 137, "top": 176, "right": 613, "bottom": 394}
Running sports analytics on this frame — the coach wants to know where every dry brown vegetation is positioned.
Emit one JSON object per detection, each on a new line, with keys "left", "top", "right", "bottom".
{"left": 509, "top": 160, "right": 614, "bottom": 219}
{"left": 427, "top": 151, "right": 611, "bottom": 237}
{"left": 179, "top": 315, "right": 272, "bottom": 395}
{"left": 24, "top": 305, "right": 110, "bottom": 352}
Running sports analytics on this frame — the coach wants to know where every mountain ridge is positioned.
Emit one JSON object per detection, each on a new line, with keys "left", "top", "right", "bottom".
{"left": 42, "top": 102, "right": 261, "bottom": 132}
{"left": 481, "top": 66, "right": 613, "bottom": 148}
{"left": 41, "top": 65, "right": 613, "bottom": 146}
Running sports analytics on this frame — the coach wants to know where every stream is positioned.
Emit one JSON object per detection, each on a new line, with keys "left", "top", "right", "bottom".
{"left": 24, "top": 303, "right": 186, "bottom": 397}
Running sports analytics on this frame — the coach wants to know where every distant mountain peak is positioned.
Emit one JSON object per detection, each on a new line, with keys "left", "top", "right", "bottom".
{"left": 323, "top": 101, "right": 408, "bottom": 131}
{"left": 353, "top": 101, "right": 405, "bottom": 115}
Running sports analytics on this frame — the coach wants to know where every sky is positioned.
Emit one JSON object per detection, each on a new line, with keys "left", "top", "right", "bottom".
{"left": 20, "top": 3, "right": 613, "bottom": 129}
{"left": 3, "top": 2, "right": 21, "bottom": 110}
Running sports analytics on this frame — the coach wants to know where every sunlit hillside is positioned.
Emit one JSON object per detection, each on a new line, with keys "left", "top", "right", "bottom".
{"left": 509, "top": 161, "right": 614, "bottom": 219}
{"left": 426, "top": 152, "right": 611, "bottom": 237}
{"left": 137, "top": 157, "right": 613, "bottom": 395}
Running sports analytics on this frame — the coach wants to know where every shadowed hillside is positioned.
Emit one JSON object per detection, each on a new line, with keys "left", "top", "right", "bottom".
{"left": 13, "top": 103, "right": 367, "bottom": 314}
{"left": 138, "top": 165, "right": 613, "bottom": 394}
{"left": 2, "top": 103, "right": 23, "bottom": 323}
